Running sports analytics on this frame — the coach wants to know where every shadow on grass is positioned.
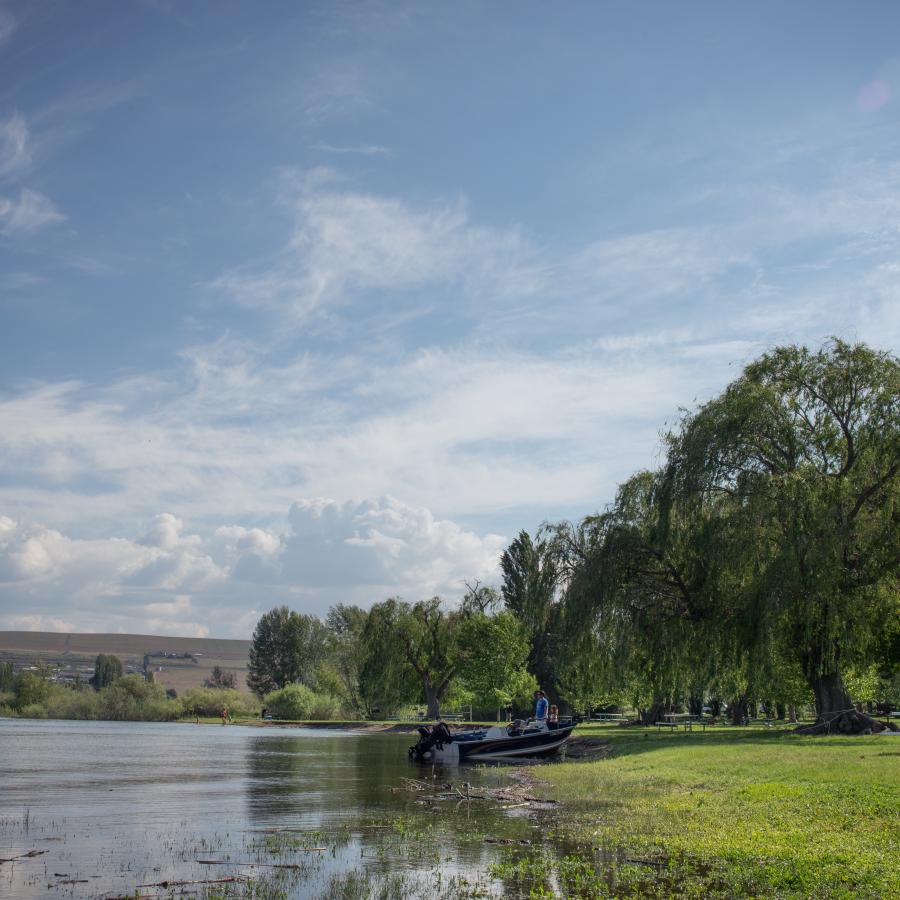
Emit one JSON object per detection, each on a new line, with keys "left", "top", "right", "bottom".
{"left": 570, "top": 723, "right": 817, "bottom": 760}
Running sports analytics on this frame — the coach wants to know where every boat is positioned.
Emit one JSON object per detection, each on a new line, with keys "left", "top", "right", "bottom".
{"left": 408, "top": 717, "right": 576, "bottom": 762}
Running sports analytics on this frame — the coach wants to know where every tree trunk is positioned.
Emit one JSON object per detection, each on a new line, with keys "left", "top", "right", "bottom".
{"left": 729, "top": 696, "right": 746, "bottom": 726}
{"left": 775, "top": 702, "right": 786, "bottom": 720}
{"left": 640, "top": 698, "right": 667, "bottom": 726}
{"left": 729, "top": 695, "right": 748, "bottom": 726}
{"left": 424, "top": 683, "right": 441, "bottom": 720}
{"left": 797, "top": 669, "right": 895, "bottom": 735}
{"left": 787, "top": 704, "right": 797, "bottom": 724}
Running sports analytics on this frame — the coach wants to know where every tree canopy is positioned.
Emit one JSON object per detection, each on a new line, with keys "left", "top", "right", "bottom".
{"left": 91, "top": 654, "right": 123, "bottom": 690}
{"left": 247, "top": 606, "right": 328, "bottom": 697}
{"left": 551, "top": 339, "right": 898, "bottom": 733}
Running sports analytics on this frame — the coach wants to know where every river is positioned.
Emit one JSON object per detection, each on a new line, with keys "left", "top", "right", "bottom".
{"left": 0, "top": 718, "right": 548, "bottom": 898}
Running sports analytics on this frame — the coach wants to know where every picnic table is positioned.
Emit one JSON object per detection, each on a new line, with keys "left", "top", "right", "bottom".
{"left": 655, "top": 713, "right": 710, "bottom": 732}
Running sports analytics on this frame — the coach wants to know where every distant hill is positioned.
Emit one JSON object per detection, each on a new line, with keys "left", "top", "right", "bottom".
{"left": 0, "top": 630, "right": 251, "bottom": 694}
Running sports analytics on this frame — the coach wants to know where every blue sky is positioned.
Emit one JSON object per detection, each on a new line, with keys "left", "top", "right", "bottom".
{"left": 1, "top": 1, "right": 898, "bottom": 637}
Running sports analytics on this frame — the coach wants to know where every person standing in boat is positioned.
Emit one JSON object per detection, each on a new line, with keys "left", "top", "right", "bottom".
{"left": 534, "top": 690, "right": 548, "bottom": 721}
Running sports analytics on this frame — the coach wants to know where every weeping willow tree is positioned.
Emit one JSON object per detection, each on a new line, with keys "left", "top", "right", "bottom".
{"left": 663, "top": 339, "right": 899, "bottom": 734}
{"left": 553, "top": 470, "right": 723, "bottom": 724}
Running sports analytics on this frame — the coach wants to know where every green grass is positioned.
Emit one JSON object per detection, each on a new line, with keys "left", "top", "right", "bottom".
{"left": 525, "top": 726, "right": 900, "bottom": 897}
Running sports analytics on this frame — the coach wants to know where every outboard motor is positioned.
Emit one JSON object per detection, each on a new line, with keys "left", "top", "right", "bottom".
{"left": 408, "top": 721, "right": 454, "bottom": 760}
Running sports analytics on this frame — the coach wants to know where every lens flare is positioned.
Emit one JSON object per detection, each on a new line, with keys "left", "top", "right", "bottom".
{"left": 858, "top": 79, "right": 890, "bottom": 112}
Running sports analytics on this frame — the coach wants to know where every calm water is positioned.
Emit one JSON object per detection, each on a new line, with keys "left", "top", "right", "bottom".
{"left": 0, "top": 718, "right": 543, "bottom": 898}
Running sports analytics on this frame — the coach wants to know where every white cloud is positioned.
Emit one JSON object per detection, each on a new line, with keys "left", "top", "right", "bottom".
{"left": 211, "top": 170, "right": 540, "bottom": 321}
{"left": 0, "top": 112, "right": 30, "bottom": 179}
{"left": 0, "top": 188, "right": 65, "bottom": 235}
{"left": 0, "top": 3, "right": 15, "bottom": 45}
{"left": 3, "top": 151, "right": 900, "bottom": 636}
{"left": 0, "top": 498, "right": 505, "bottom": 635}
{"left": 281, "top": 496, "right": 504, "bottom": 597}
{"left": 313, "top": 142, "right": 391, "bottom": 156}
{"left": 302, "top": 61, "right": 378, "bottom": 121}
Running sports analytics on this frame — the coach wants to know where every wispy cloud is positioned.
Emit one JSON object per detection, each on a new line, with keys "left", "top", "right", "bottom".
{"left": 312, "top": 141, "right": 391, "bottom": 156}
{"left": 211, "top": 168, "right": 541, "bottom": 323}
{"left": 0, "top": 188, "right": 64, "bottom": 234}
{"left": 302, "top": 61, "right": 378, "bottom": 121}
{"left": 0, "top": 2, "right": 16, "bottom": 45}
{"left": 0, "top": 112, "right": 29, "bottom": 179}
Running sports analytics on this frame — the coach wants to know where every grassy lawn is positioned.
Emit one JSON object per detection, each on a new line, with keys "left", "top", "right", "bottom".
{"left": 515, "top": 725, "right": 900, "bottom": 898}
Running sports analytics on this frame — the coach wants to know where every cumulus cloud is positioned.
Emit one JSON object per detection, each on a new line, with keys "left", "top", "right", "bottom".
{"left": 281, "top": 496, "right": 504, "bottom": 596}
{"left": 0, "top": 498, "right": 506, "bottom": 636}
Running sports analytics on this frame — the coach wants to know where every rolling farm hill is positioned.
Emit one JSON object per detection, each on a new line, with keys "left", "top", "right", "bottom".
{"left": 0, "top": 631, "right": 251, "bottom": 694}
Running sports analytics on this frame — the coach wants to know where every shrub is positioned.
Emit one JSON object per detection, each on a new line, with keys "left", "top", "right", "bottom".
{"left": 180, "top": 687, "right": 260, "bottom": 718}
{"left": 45, "top": 687, "right": 100, "bottom": 720}
{"left": 309, "top": 692, "right": 343, "bottom": 720}
{"left": 264, "top": 683, "right": 317, "bottom": 719}
{"left": 98, "top": 675, "right": 180, "bottom": 721}
{"left": 18, "top": 703, "right": 48, "bottom": 718}
{"left": 264, "top": 683, "right": 344, "bottom": 720}
{"left": 13, "top": 671, "right": 51, "bottom": 710}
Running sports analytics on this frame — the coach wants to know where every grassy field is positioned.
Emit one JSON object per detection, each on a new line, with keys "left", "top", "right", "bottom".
{"left": 503, "top": 724, "right": 900, "bottom": 898}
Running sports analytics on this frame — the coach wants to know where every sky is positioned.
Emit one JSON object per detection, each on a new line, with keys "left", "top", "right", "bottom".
{"left": 0, "top": 1, "right": 898, "bottom": 638}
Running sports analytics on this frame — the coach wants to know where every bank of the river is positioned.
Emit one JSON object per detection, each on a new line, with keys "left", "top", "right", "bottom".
{"left": 498, "top": 724, "right": 900, "bottom": 898}
{"left": 189, "top": 717, "right": 472, "bottom": 731}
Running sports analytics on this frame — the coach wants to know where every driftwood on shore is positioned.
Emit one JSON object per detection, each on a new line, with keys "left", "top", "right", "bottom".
{"left": 196, "top": 854, "right": 325, "bottom": 865}
{"left": 136, "top": 876, "right": 245, "bottom": 888}
{"left": 393, "top": 776, "right": 557, "bottom": 808}
{"left": 0, "top": 849, "right": 48, "bottom": 865}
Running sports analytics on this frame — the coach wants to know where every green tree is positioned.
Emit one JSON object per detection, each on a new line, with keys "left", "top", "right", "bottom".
{"left": 247, "top": 606, "right": 328, "bottom": 697}
{"left": 359, "top": 600, "right": 421, "bottom": 717}
{"left": 458, "top": 610, "right": 536, "bottom": 719}
{"left": 204, "top": 666, "right": 237, "bottom": 689}
{"left": 324, "top": 604, "right": 370, "bottom": 717}
{"left": 552, "top": 472, "right": 715, "bottom": 724}
{"left": 0, "top": 661, "right": 13, "bottom": 692}
{"left": 500, "top": 530, "right": 565, "bottom": 707}
{"left": 90, "top": 654, "right": 123, "bottom": 690}
{"left": 13, "top": 670, "right": 51, "bottom": 710}
{"left": 361, "top": 597, "right": 462, "bottom": 719}
{"left": 664, "top": 339, "right": 899, "bottom": 733}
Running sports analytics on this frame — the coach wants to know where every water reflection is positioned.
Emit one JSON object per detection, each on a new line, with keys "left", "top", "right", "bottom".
{"left": 0, "top": 719, "right": 538, "bottom": 899}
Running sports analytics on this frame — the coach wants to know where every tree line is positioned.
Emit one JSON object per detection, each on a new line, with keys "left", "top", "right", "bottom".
{"left": 248, "top": 587, "right": 538, "bottom": 721}
{"left": 249, "top": 340, "right": 899, "bottom": 733}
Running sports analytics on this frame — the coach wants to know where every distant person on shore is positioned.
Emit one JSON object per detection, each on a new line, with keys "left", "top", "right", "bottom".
{"left": 221, "top": 705, "right": 228, "bottom": 726}
{"left": 261, "top": 707, "right": 268, "bottom": 720}
{"left": 534, "top": 690, "right": 548, "bottom": 721}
